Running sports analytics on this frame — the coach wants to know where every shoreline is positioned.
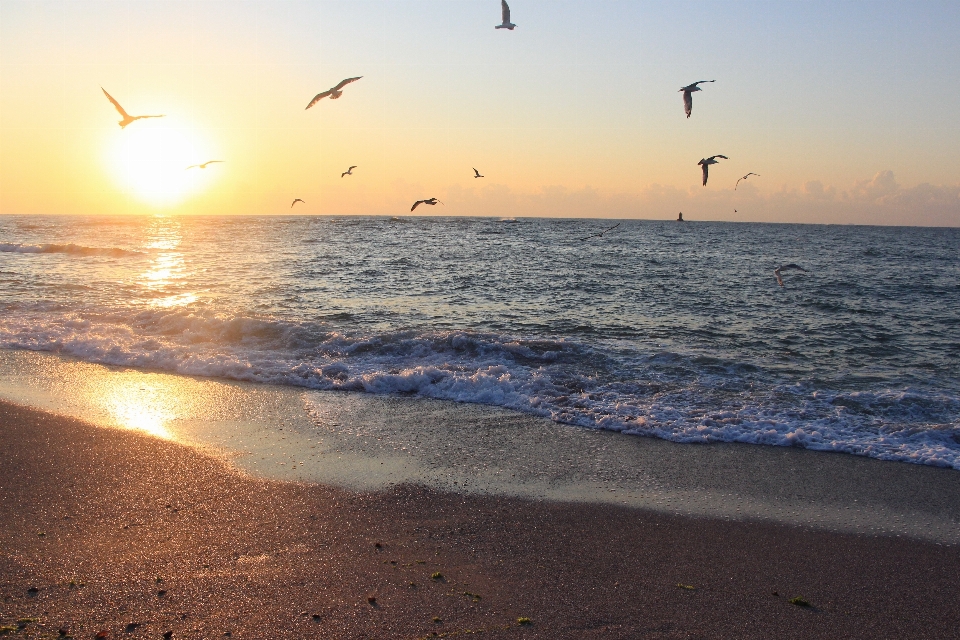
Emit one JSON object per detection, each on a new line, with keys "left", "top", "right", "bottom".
{"left": 2, "top": 399, "right": 960, "bottom": 639}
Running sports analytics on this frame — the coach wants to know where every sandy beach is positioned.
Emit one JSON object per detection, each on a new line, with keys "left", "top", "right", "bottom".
{"left": 2, "top": 399, "right": 958, "bottom": 639}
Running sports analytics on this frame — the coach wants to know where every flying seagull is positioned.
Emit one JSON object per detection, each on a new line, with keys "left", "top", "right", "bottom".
{"left": 473, "top": 168, "right": 484, "bottom": 178}
{"left": 698, "top": 155, "right": 728, "bottom": 186}
{"left": 774, "top": 264, "right": 806, "bottom": 287}
{"left": 101, "top": 87, "right": 165, "bottom": 129}
{"left": 578, "top": 222, "right": 621, "bottom": 242}
{"left": 679, "top": 80, "right": 714, "bottom": 118}
{"left": 411, "top": 198, "right": 443, "bottom": 211}
{"left": 341, "top": 166, "right": 357, "bottom": 178}
{"left": 291, "top": 198, "right": 305, "bottom": 208}
{"left": 186, "top": 160, "right": 223, "bottom": 170}
{"left": 496, "top": 0, "right": 516, "bottom": 30}
{"left": 735, "top": 173, "right": 760, "bottom": 189}
{"left": 305, "top": 77, "right": 363, "bottom": 109}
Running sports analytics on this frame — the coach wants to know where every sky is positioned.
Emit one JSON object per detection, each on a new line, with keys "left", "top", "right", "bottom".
{"left": 1, "top": 0, "right": 959, "bottom": 225}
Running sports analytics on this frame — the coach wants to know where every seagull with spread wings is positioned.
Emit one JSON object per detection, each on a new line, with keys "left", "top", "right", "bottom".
{"left": 473, "top": 168, "right": 484, "bottom": 178}
{"left": 101, "top": 88, "right": 165, "bottom": 129}
{"left": 305, "top": 77, "right": 363, "bottom": 110}
{"left": 411, "top": 198, "right": 443, "bottom": 211}
{"left": 578, "top": 222, "right": 621, "bottom": 242}
{"left": 291, "top": 199, "right": 305, "bottom": 208}
{"left": 341, "top": 166, "right": 357, "bottom": 178}
{"left": 186, "top": 160, "right": 223, "bottom": 170}
{"left": 774, "top": 264, "right": 806, "bottom": 287}
{"left": 496, "top": 0, "right": 516, "bottom": 30}
{"left": 698, "top": 155, "right": 728, "bottom": 186}
{"left": 679, "top": 80, "right": 714, "bottom": 118}
{"left": 735, "top": 173, "right": 760, "bottom": 189}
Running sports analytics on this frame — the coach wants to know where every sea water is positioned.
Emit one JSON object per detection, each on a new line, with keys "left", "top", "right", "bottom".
{"left": 1, "top": 214, "right": 958, "bottom": 469}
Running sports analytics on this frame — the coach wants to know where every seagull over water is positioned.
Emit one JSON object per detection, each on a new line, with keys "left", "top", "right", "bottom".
{"left": 411, "top": 198, "right": 443, "bottom": 211}
{"left": 698, "top": 155, "right": 728, "bottom": 186}
{"left": 679, "top": 80, "right": 714, "bottom": 118}
{"left": 186, "top": 160, "right": 223, "bottom": 170}
{"left": 101, "top": 88, "right": 165, "bottom": 129}
{"left": 291, "top": 198, "right": 305, "bottom": 208}
{"left": 496, "top": 0, "right": 516, "bottom": 30}
{"left": 774, "top": 263, "right": 806, "bottom": 287}
{"left": 341, "top": 166, "right": 357, "bottom": 178}
{"left": 305, "top": 77, "right": 362, "bottom": 109}
{"left": 735, "top": 173, "right": 760, "bottom": 189}
{"left": 473, "top": 168, "right": 484, "bottom": 178}
{"left": 578, "top": 222, "right": 621, "bottom": 242}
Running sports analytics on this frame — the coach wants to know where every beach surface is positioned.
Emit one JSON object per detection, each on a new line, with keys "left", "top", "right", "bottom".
{"left": 2, "top": 399, "right": 959, "bottom": 639}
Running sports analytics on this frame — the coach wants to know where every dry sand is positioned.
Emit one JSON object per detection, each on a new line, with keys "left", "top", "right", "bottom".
{"left": 1, "top": 400, "right": 959, "bottom": 639}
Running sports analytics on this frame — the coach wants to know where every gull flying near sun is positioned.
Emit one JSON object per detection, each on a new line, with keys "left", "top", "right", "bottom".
{"left": 411, "top": 198, "right": 443, "bottom": 211}
{"left": 698, "top": 155, "right": 728, "bottom": 186}
{"left": 101, "top": 87, "right": 165, "bottom": 129}
{"left": 735, "top": 173, "right": 760, "bottom": 190}
{"left": 473, "top": 168, "right": 484, "bottom": 178}
{"left": 305, "top": 77, "right": 363, "bottom": 110}
{"left": 186, "top": 160, "right": 223, "bottom": 170}
{"left": 291, "top": 198, "right": 305, "bottom": 208}
{"left": 578, "top": 222, "right": 621, "bottom": 242}
{"left": 341, "top": 166, "right": 357, "bottom": 178}
{"left": 679, "top": 80, "right": 714, "bottom": 118}
{"left": 774, "top": 264, "right": 806, "bottom": 287}
{"left": 496, "top": 0, "right": 516, "bottom": 30}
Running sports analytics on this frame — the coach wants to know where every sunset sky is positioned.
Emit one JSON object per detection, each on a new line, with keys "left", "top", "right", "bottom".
{"left": 1, "top": 0, "right": 959, "bottom": 225}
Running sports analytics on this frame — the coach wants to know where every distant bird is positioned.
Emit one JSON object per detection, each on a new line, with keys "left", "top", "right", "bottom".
{"left": 496, "top": 0, "right": 516, "bottom": 30}
{"left": 679, "top": 80, "right": 714, "bottom": 118}
{"left": 186, "top": 161, "right": 223, "bottom": 170}
{"left": 698, "top": 155, "right": 728, "bottom": 186}
{"left": 735, "top": 173, "right": 760, "bottom": 189}
{"left": 774, "top": 264, "right": 807, "bottom": 287}
{"left": 341, "top": 166, "right": 357, "bottom": 178}
{"left": 411, "top": 198, "right": 443, "bottom": 211}
{"left": 101, "top": 87, "right": 165, "bottom": 128}
{"left": 578, "top": 222, "right": 621, "bottom": 241}
{"left": 473, "top": 168, "right": 484, "bottom": 178}
{"left": 305, "top": 77, "right": 363, "bottom": 109}
{"left": 677, "top": 212, "right": 684, "bottom": 222}
{"left": 291, "top": 198, "right": 305, "bottom": 208}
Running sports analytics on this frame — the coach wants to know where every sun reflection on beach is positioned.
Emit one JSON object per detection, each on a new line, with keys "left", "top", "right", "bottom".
{"left": 138, "top": 216, "right": 198, "bottom": 307}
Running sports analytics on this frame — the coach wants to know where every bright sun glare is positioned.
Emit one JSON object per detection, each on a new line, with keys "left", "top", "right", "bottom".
{"left": 105, "top": 121, "right": 218, "bottom": 207}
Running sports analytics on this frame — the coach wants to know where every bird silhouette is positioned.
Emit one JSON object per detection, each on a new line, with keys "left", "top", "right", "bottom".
{"left": 186, "top": 161, "right": 223, "bottom": 170}
{"left": 679, "top": 80, "right": 714, "bottom": 118}
{"left": 698, "top": 155, "right": 728, "bottom": 186}
{"left": 341, "top": 166, "right": 357, "bottom": 178}
{"left": 101, "top": 88, "right": 165, "bottom": 128}
{"left": 305, "top": 77, "right": 363, "bottom": 109}
{"left": 411, "top": 198, "right": 443, "bottom": 211}
{"left": 473, "top": 168, "right": 484, "bottom": 178}
{"left": 774, "top": 264, "right": 807, "bottom": 287}
{"left": 291, "top": 199, "right": 305, "bottom": 208}
{"left": 578, "top": 222, "right": 621, "bottom": 241}
{"left": 735, "top": 173, "right": 760, "bottom": 189}
{"left": 496, "top": 0, "right": 516, "bottom": 30}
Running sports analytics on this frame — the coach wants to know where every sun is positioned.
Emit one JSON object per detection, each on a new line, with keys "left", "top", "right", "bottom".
{"left": 105, "top": 120, "right": 219, "bottom": 207}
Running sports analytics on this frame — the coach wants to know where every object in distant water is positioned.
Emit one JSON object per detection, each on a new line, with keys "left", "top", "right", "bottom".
{"left": 677, "top": 212, "right": 684, "bottom": 222}
{"left": 774, "top": 263, "right": 806, "bottom": 287}
{"left": 698, "top": 155, "right": 728, "bottom": 186}
{"left": 186, "top": 160, "right": 223, "bottom": 170}
{"left": 411, "top": 198, "right": 443, "bottom": 211}
{"left": 305, "top": 77, "right": 363, "bottom": 109}
{"left": 101, "top": 87, "right": 165, "bottom": 129}
{"left": 579, "top": 222, "right": 621, "bottom": 241}
{"left": 679, "top": 80, "right": 714, "bottom": 118}
{"left": 291, "top": 198, "right": 305, "bottom": 208}
{"left": 735, "top": 173, "right": 760, "bottom": 189}
{"left": 473, "top": 168, "right": 484, "bottom": 178}
{"left": 341, "top": 166, "right": 357, "bottom": 178}
{"left": 496, "top": 0, "right": 516, "bottom": 30}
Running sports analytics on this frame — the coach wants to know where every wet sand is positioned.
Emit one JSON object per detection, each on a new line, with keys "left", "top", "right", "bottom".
{"left": 2, "top": 400, "right": 959, "bottom": 639}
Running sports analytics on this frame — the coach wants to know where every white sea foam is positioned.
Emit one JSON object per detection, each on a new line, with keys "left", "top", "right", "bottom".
{"left": 0, "top": 242, "right": 143, "bottom": 258}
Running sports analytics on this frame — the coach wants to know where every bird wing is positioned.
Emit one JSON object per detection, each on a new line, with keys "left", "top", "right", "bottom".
{"left": 693, "top": 80, "right": 715, "bottom": 87}
{"left": 305, "top": 90, "right": 333, "bottom": 109}
{"left": 203, "top": 161, "right": 223, "bottom": 167}
{"left": 683, "top": 90, "right": 693, "bottom": 117}
{"left": 780, "top": 264, "right": 806, "bottom": 272}
{"left": 701, "top": 163, "right": 709, "bottom": 186}
{"left": 333, "top": 76, "right": 363, "bottom": 92}
{"left": 101, "top": 88, "right": 130, "bottom": 118}
{"left": 411, "top": 200, "right": 424, "bottom": 211}
{"left": 186, "top": 165, "right": 199, "bottom": 170}
{"left": 735, "top": 177, "right": 743, "bottom": 190}
{"left": 349, "top": 166, "right": 357, "bottom": 171}
{"left": 713, "top": 155, "right": 728, "bottom": 160}
{"left": 775, "top": 269, "right": 784, "bottom": 287}
{"left": 502, "top": 0, "right": 511, "bottom": 23}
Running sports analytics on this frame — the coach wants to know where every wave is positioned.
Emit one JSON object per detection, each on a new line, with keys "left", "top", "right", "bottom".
{"left": 1, "top": 304, "right": 958, "bottom": 469}
{"left": 0, "top": 243, "right": 143, "bottom": 258}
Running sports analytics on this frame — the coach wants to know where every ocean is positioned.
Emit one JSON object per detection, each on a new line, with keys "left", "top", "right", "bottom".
{"left": 1, "top": 214, "right": 958, "bottom": 469}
